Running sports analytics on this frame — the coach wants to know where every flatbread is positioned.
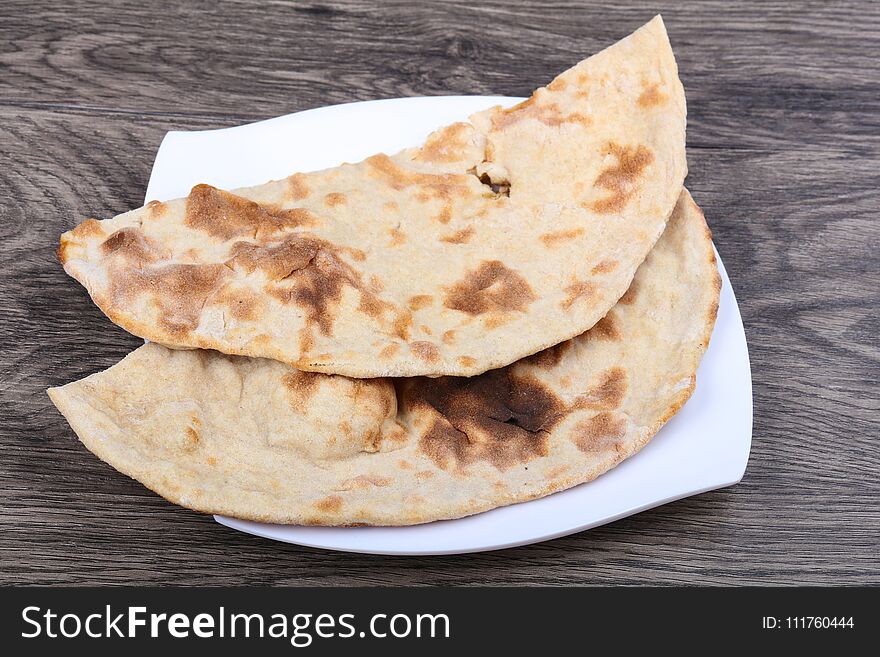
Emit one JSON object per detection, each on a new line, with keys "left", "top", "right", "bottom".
{"left": 48, "top": 190, "right": 719, "bottom": 526}
{"left": 57, "top": 16, "right": 686, "bottom": 377}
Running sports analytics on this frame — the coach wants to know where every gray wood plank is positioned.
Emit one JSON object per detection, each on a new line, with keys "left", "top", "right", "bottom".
{"left": 0, "top": 0, "right": 878, "bottom": 585}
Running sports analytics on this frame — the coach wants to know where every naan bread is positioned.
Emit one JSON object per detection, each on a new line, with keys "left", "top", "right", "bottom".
{"left": 48, "top": 190, "right": 719, "bottom": 526}
{"left": 58, "top": 16, "right": 686, "bottom": 377}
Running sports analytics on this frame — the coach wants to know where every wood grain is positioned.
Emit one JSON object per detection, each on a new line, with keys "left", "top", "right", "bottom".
{"left": 1, "top": 0, "right": 878, "bottom": 585}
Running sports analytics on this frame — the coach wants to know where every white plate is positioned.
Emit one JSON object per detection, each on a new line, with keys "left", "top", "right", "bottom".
{"left": 144, "top": 96, "right": 753, "bottom": 555}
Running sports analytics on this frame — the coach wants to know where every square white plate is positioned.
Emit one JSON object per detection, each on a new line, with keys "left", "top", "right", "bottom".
{"left": 144, "top": 96, "right": 753, "bottom": 555}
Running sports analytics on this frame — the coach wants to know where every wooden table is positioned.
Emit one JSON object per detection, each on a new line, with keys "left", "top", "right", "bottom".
{"left": 2, "top": 1, "right": 877, "bottom": 585}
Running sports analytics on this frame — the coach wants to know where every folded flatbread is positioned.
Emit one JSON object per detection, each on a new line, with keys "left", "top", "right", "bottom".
{"left": 48, "top": 190, "right": 719, "bottom": 526}
{"left": 57, "top": 16, "right": 686, "bottom": 377}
